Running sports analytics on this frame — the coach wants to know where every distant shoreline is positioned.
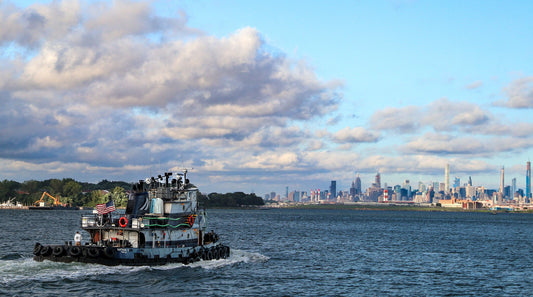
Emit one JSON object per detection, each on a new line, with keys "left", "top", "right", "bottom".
{"left": 263, "top": 203, "right": 533, "bottom": 213}
{"left": 3, "top": 203, "right": 532, "bottom": 214}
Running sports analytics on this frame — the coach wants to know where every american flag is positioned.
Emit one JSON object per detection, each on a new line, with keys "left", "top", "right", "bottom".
{"left": 96, "top": 200, "right": 116, "bottom": 214}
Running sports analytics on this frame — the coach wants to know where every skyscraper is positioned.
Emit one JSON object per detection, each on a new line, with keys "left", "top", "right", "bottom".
{"left": 445, "top": 164, "right": 450, "bottom": 193}
{"left": 330, "top": 181, "right": 337, "bottom": 200}
{"left": 454, "top": 177, "right": 460, "bottom": 190}
{"left": 355, "top": 174, "right": 361, "bottom": 194}
{"left": 500, "top": 166, "right": 504, "bottom": 194}
{"left": 512, "top": 177, "right": 517, "bottom": 200}
{"left": 527, "top": 161, "right": 531, "bottom": 203}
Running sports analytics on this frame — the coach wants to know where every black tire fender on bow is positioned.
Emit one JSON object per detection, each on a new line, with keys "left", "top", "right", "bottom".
{"left": 103, "top": 247, "right": 115, "bottom": 258}
{"left": 69, "top": 246, "right": 81, "bottom": 257}
{"left": 33, "top": 243, "right": 42, "bottom": 255}
{"left": 40, "top": 245, "right": 52, "bottom": 256}
{"left": 88, "top": 247, "right": 100, "bottom": 258}
{"left": 53, "top": 246, "right": 65, "bottom": 257}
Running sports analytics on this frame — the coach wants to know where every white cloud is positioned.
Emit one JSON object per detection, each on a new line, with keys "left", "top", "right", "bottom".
{"left": 499, "top": 76, "right": 533, "bottom": 108}
{"left": 370, "top": 106, "right": 420, "bottom": 132}
{"left": 331, "top": 127, "right": 380, "bottom": 143}
{"left": 0, "top": 0, "right": 344, "bottom": 191}
{"left": 465, "top": 80, "right": 483, "bottom": 90}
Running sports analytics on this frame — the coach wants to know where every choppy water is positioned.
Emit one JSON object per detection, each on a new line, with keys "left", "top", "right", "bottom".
{"left": 1, "top": 208, "right": 533, "bottom": 296}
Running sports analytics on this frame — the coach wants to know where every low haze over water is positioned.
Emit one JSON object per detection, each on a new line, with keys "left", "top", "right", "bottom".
{"left": 1, "top": 208, "right": 532, "bottom": 296}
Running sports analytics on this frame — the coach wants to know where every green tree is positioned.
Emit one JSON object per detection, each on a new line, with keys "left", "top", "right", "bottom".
{"left": 205, "top": 192, "right": 264, "bottom": 207}
{"left": 63, "top": 180, "right": 82, "bottom": 205}
{"left": 63, "top": 180, "right": 81, "bottom": 196}
{"left": 21, "top": 180, "right": 40, "bottom": 194}
{"left": 86, "top": 190, "right": 107, "bottom": 207}
{"left": 0, "top": 180, "right": 20, "bottom": 202}
{"left": 111, "top": 187, "right": 128, "bottom": 207}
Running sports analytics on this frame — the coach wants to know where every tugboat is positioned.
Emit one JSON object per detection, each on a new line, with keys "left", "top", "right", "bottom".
{"left": 33, "top": 170, "right": 229, "bottom": 266}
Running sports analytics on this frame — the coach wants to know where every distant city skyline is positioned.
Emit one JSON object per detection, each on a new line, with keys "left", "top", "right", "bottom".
{"left": 272, "top": 161, "right": 533, "bottom": 200}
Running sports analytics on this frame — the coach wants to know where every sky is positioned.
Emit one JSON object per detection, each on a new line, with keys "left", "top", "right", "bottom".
{"left": 1, "top": 0, "right": 533, "bottom": 196}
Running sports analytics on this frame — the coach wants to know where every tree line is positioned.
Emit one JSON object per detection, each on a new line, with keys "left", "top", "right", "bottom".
{"left": 199, "top": 192, "right": 264, "bottom": 207}
{"left": 0, "top": 178, "right": 130, "bottom": 207}
{"left": 0, "top": 179, "right": 264, "bottom": 208}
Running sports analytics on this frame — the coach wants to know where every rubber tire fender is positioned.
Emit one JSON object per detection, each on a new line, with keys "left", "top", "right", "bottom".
{"left": 88, "top": 247, "right": 100, "bottom": 258}
{"left": 220, "top": 246, "right": 227, "bottom": 259}
{"left": 69, "top": 246, "right": 81, "bottom": 257}
{"left": 53, "top": 246, "right": 65, "bottom": 257}
{"left": 33, "top": 243, "right": 42, "bottom": 255}
{"left": 40, "top": 245, "right": 52, "bottom": 256}
{"left": 103, "top": 247, "right": 115, "bottom": 258}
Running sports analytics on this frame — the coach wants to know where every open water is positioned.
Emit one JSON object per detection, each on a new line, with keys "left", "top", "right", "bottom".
{"left": 1, "top": 208, "right": 533, "bottom": 296}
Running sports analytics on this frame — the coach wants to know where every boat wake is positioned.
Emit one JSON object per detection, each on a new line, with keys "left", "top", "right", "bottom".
{"left": 0, "top": 249, "right": 268, "bottom": 285}
{"left": 158, "top": 249, "right": 269, "bottom": 270}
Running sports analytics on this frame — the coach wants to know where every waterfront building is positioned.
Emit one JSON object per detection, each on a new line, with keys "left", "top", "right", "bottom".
{"left": 350, "top": 174, "right": 362, "bottom": 199}
{"left": 527, "top": 161, "right": 531, "bottom": 203}
{"left": 288, "top": 191, "right": 293, "bottom": 202}
{"left": 466, "top": 185, "right": 476, "bottom": 200}
{"left": 418, "top": 181, "right": 426, "bottom": 193}
{"left": 402, "top": 180, "right": 411, "bottom": 200}
{"left": 499, "top": 166, "right": 505, "bottom": 195}
{"left": 445, "top": 164, "right": 450, "bottom": 193}
{"left": 330, "top": 181, "right": 337, "bottom": 201}
{"left": 367, "top": 187, "right": 382, "bottom": 202}
{"left": 504, "top": 186, "right": 511, "bottom": 201}
{"left": 393, "top": 185, "right": 401, "bottom": 201}
{"left": 355, "top": 174, "right": 361, "bottom": 194}
{"left": 432, "top": 182, "right": 439, "bottom": 192}
{"left": 512, "top": 178, "right": 517, "bottom": 200}
{"left": 375, "top": 172, "right": 381, "bottom": 189}
{"left": 453, "top": 177, "right": 460, "bottom": 191}
{"left": 321, "top": 190, "right": 328, "bottom": 201}
{"left": 458, "top": 187, "right": 466, "bottom": 199}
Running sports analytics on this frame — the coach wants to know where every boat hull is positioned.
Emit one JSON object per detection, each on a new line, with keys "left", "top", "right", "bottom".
{"left": 32, "top": 242, "right": 229, "bottom": 266}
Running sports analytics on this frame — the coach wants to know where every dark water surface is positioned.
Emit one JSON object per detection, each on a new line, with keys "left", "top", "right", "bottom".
{"left": 1, "top": 208, "right": 533, "bottom": 296}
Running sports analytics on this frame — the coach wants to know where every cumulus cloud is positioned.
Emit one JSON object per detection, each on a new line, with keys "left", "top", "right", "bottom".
{"left": 423, "top": 98, "right": 491, "bottom": 131}
{"left": 0, "top": 0, "right": 343, "bottom": 186}
{"left": 402, "top": 133, "right": 487, "bottom": 155}
{"left": 465, "top": 80, "right": 483, "bottom": 90}
{"left": 331, "top": 127, "right": 380, "bottom": 143}
{"left": 2, "top": 0, "right": 530, "bottom": 194}
{"left": 370, "top": 98, "right": 494, "bottom": 135}
{"left": 370, "top": 106, "right": 420, "bottom": 132}
{"left": 401, "top": 132, "right": 533, "bottom": 156}
{"left": 498, "top": 76, "right": 533, "bottom": 108}
{"left": 0, "top": 1, "right": 80, "bottom": 48}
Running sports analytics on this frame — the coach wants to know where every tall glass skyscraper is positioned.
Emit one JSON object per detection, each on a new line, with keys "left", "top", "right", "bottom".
{"left": 527, "top": 161, "right": 531, "bottom": 203}
{"left": 330, "top": 181, "right": 337, "bottom": 200}
{"left": 500, "top": 166, "right": 505, "bottom": 195}
{"left": 445, "top": 164, "right": 450, "bottom": 193}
